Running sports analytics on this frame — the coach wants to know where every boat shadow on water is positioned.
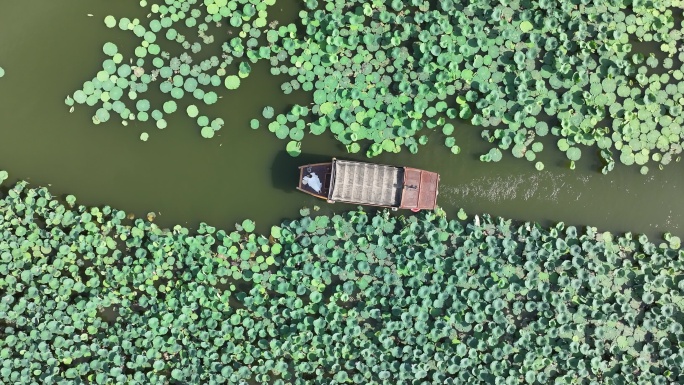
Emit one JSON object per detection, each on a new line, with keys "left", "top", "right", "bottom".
{"left": 270, "top": 151, "right": 331, "bottom": 193}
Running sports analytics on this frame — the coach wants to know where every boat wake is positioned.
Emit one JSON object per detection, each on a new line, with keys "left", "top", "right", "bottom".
{"left": 440, "top": 171, "right": 590, "bottom": 205}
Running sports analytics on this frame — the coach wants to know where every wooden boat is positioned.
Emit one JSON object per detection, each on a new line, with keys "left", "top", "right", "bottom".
{"left": 297, "top": 158, "right": 440, "bottom": 211}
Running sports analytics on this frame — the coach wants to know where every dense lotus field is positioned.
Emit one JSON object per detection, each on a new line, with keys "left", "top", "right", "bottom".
{"left": 1, "top": 179, "right": 683, "bottom": 384}
{"left": 66, "top": 0, "right": 684, "bottom": 172}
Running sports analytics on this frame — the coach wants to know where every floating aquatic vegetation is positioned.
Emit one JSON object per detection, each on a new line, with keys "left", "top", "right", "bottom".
{"left": 457, "top": 207, "right": 467, "bottom": 220}
{"left": 0, "top": 180, "right": 278, "bottom": 384}
{"left": 0, "top": 66, "right": 5, "bottom": 78}
{"left": 66, "top": 0, "right": 274, "bottom": 140}
{"left": 2, "top": 180, "right": 683, "bottom": 383}
{"left": 69, "top": 0, "right": 684, "bottom": 169}
{"left": 252, "top": 0, "right": 684, "bottom": 171}
{"left": 249, "top": 118, "right": 259, "bottom": 129}
{"left": 261, "top": 105, "right": 273, "bottom": 119}
{"left": 223, "top": 75, "right": 240, "bottom": 89}
{"left": 285, "top": 139, "right": 301, "bottom": 156}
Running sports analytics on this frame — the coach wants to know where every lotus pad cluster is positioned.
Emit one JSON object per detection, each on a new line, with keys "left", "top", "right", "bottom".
{"left": 260, "top": 0, "right": 684, "bottom": 172}
{"left": 2, "top": 180, "right": 683, "bottom": 383}
{"left": 69, "top": 0, "right": 684, "bottom": 172}
{"left": 66, "top": 0, "right": 273, "bottom": 139}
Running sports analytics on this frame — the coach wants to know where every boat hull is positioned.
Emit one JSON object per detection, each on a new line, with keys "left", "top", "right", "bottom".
{"left": 297, "top": 158, "right": 440, "bottom": 210}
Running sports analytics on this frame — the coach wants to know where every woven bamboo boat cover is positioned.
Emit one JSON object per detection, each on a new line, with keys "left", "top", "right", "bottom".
{"left": 329, "top": 160, "right": 403, "bottom": 206}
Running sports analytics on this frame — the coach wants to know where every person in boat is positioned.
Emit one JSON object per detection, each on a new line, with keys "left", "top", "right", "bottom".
{"left": 302, "top": 172, "right": 322, "bottom": 193}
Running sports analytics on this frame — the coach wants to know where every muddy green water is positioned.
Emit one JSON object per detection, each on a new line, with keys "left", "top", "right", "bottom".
{"left": 0, "top": 1, "right": 682, "bottom": 239}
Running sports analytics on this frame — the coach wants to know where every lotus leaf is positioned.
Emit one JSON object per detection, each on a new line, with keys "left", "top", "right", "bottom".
{"left": 171, "top": 88, "right": 184, "bottom": 99}
{"left": 102, "top": 42, "right": 118, "bottom": 56}
{"left": 566, "top": 147, "right": 582, "bottom": 161}
{"left": 520, "top": 21, "right": 533, "bottom": 33}
{"left": 200, "top": 127, "right": 214, "bottom": 138}
{"left": 136, "top": 99, "right": 150, "bottom": 112}
{"left": 186, "top": 105, "right": 199, "bottom": 118}
{"left": 203, "top": 91, "right": 218, "bottom": 105}
{"left": 162, "top": 100, "right": 177, "bottom": 114}
{"left": 275, "top": 125, "right": 289, "bottom": 140}
{"left": 104, "top": 15, "right": 117, "bottom": 28}
{"left": 319, "top": 102, "right": 334, "bottom": 115}
{"left": 238, "top": 62, "right": 252, "bottom": 78}
{"left": 262, "top": 106, "right": 274, "bottom": 119}
{"left": 242, "top": 219, "right": 255, "bottom": 232}
{"left": 286, "top": 141, "right": 301, "bottom": 157}
{"left": 224, "top": 75, "right": 240, "bottom": 90}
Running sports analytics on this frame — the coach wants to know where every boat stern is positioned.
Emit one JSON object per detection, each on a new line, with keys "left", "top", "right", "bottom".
{"left": 399, "top": 168, "right": 440, "bottom": 210}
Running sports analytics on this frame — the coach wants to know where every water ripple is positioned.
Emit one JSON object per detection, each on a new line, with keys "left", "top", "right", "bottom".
{"left": 440, "top": 171, "right": 590, "bottom": 205}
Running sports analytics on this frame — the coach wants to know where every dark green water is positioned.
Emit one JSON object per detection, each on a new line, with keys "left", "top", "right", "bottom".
{"left": 0, "top": 1, "right": 682, "bottom": 239}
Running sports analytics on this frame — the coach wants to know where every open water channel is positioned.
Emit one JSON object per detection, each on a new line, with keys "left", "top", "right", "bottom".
{"left": 0, "top": 1, "right": 682, "bottom": 239}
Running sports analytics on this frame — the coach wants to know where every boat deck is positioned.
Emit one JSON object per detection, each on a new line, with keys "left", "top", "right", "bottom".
{"left": 297, "top": 163, "right": 332, "bottom": 199}
{"left": 329, "top": 160, "right": 403, "bottom": 207}
{"left": 399, "top": 168, "right": 439, "bottom": 210}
